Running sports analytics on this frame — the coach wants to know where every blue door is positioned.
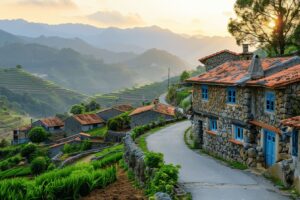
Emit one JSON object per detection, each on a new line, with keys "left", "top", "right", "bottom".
{"left": 292, "top": 130, "right": 298, "bottom": 157}
{"left": 264, "top": 130, "right": 276, "bottom": 167}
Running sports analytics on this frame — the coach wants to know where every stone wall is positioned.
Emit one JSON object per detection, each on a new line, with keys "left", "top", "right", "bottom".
{"left": 130, "top": 110, "right": 175, "bottom": 128}
{"left": 203, "top": 52, "right": 239, "bottom": 71}
{"left": 105, "top": 130, "right": 127, "bottom": 143}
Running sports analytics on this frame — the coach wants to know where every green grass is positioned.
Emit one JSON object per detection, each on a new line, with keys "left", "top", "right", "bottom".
{"left": 94, "top": 144, "right": 124, "bottom": 157}
{"left": 0, "top": 166, "right": 31, "bottom": 179}
{"left": 87, "top": 126, "right": 108, "bottom": 137}
{"left": 184, "top": 127, "right": 196, "bottom": 149}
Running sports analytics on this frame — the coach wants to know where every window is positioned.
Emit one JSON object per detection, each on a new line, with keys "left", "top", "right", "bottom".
{"left": 266, "top": 92, "right": 275, "bottom": 112}
{"left": 227, "top": 87, "right": 236, "bottom": 104}
{"left": 202, "top": 85, "right": 208, "bottom": 100}
{"left": 209, "top": 118, "right": 217, "bottom": 131}
{"left": 234, "top": 125, "right": 244, "bottom": 141}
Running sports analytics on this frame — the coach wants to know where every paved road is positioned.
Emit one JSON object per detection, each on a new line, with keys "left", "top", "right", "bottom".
{"left": 159, "top": 93, "right": 168, "bottom": 105}
{"left": 147, "top": 121, "right": 288, "bottom": 200}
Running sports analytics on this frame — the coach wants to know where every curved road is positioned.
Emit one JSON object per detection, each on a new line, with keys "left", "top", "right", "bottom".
{"left": 147, "top": 121, "right": 288, "bottom": 200}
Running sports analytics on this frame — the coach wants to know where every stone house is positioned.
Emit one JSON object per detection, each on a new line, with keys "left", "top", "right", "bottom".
{"left": 32, "top": 117, "right": 64, "bottom": 133}
{"left": 199, "top": 44, "right": 253, "bottom": 71}
{"left": 97, "top": 104, "right": 133, "bottom": 122}
{"left": 187, "top": 55, "right": 300, "bottom": 168}
{"left": 64, "top": 113, "right": 104, "bottom": 134}
{"left": 129, "top": 102, "right": 176, "bottom": 128}
{"left": 12, "top": 125, "right": 31, "bottom": 144}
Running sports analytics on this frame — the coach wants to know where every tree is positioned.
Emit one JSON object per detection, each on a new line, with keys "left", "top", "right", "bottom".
{"left": 70, "top": 104, "right": 85, "bottom": 115}
{"left": 28, "top": 127, "right": 48, "bottom": 143}
{"left": 30, "top": 156, "right": 47, "bottom": 175}
{"left": 21, "top": 143, "right": 37, "bottom": 158}
{"left": 228, "top": 0, "right": 300, "bottom": 55}
{"left": 180, "top": 71, "right": 190, "bottom": 82}
{"left": 0, "top": 139, "right": 9, "bottom": 148}
{"left": 84, "top": 100, "right": 100, "bottom": 112}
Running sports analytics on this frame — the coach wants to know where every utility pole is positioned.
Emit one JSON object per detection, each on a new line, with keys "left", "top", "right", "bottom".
{"left": 167, "top": 67, "right": 170, "bottom": 90}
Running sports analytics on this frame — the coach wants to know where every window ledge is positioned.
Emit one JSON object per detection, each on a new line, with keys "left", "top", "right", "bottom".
{"left": 206, "top": 130, "right": 217, "bottom": 136}
{"left": 228, "top": 138, "right": 243, "bottom": 146}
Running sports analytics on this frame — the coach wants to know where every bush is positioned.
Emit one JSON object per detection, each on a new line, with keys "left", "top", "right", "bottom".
{"left": 147, "top": 164, "right": 180, "bottom": 196}
{"left": 30, "top": 156, "right": 48, "bottom": 175}
{"left": 70, "top": 104, "right": 85, "bottom": 115}
{"left": 0, "top": 139, "right": 9, "bottom": 148}
{"left": 145, "top": 152, "right": 164, "bottom": 168}
{"left": 21, "top": 144, "right": 37, "bottom": 158}
{"left": 28, "top": 127, "right": 48, "bottom": 143}
{"left": 81, "top": 140, "right": 92, "bottom": 151}
{"left": 107, "top": 112, "right": 130, "bottom": 131}
{"left": 0, "top": 160, "right": 9, "bottom": 171}
{"left": 92, "top": 152, "right": 123, "bottom": 169}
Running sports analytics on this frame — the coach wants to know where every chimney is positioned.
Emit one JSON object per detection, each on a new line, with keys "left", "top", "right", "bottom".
{"left": 248, "top": 54, "right": 264, "bottom": 79}
{"left": 242, "top": 44, "right": 249, "bottom": 54}
{"left": 153, "top": 98, "right": 159, "bottom": 109}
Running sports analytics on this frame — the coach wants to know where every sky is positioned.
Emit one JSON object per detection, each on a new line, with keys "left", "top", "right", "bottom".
{"left": 0, "top": 0, "right": 237, "bottom": 36}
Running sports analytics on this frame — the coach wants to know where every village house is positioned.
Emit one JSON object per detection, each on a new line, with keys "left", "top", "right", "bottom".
{"left": 187, "top": 55, "right": 300, "bottom": 171}
{"left": 199, "top": 44, "right": 253, "bottom": 71}
{"left": 32, "top": 117, "right": 64, "bottom": 133}
{"left": 97, "top": 104, "right": 133, "bottom": 122}
{"left": 12, "top": 125, "right": 31, "bottom": 144}
{"left": 129, "top": 101, "right": 176, "bottom": 128}
{"left": 64, "top": 113, "right": 104, "bottom": 134}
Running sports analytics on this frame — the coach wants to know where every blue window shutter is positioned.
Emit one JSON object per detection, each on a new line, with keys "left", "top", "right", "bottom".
{"left": 266, "top": 92, "right": 275, "bottom": 112}
{"left": 227, "top": 87, "right": 236, "bottom": 104}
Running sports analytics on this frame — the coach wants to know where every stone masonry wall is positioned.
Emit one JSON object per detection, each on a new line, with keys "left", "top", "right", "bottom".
{"left": 203, "top": 52, "right": 239, "bottom": 71}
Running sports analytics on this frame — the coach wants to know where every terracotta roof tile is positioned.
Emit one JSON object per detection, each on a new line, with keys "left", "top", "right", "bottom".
{"left": 281, "top": 116, "right": 300, "bottom": 129}
{"left": 40, "top": 117, "right": 64, "bottom": 127}
{"left": 187, "top": 57, "right": 293, "bottom": 88}
{"left": 73, "top": 114, "right": 104, "bottom": 125}
{"left": 15, "top": 125, "right": 32, "bottom": 131}
{"left": 113, "top": 104, "right": 134, "bottom": 112}
{"left": 129, "top": 103, "right": 176, "bottom": 117}
{"left": 199, "top": 50, "right": 239, "bottom": 63}
{"left": 249, "top": 120, "right": 281, "bottom": 134}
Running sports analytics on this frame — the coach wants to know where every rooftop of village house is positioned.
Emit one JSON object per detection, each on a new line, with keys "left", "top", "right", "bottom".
{"left": 73, "top": 113, "right": 104, "bottom": 125}
{"left": 98, "top": 104, "right": 134, "bottom": 113}
{"left": 129, "top": 102, "right": 176, "bottom": 117}
{"left": 39, "top": 117, "right": 64, "bottom": 127}
{"left": 187, "top": 55, "right": 300, "bottom": 88}
{"left": 282, "top": 116, "right": 300, "bottom": 129}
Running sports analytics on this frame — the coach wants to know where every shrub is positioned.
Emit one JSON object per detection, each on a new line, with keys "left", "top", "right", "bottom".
{"left": 147, "top": 164, "right": 180, "bottom": 196}
{"left": 30, "top": 156, "right": 48, "bottom": 175}
{"left": 0, "top": 139, "right": 9, "bottom": 148}
{"left": 145, "top": 152, "right": 164, "bottom": 168}
{"left": 107, "top": 112, "right": 130, "bottom": 131}
{"left": 92, "top": 152, "right": 123, "bottom": 169}
{"left": 21, "top": 144, "right": 37, "bottom": 158}
{"left": 70, "top": 104, "right": 85, "bottom": 114}
{"left": 28, "top": 127, "right": 48, "bottom": 143}
{"left": 81, "top": 140, "right": 92, "bottom": 151}
{"left": 0, "top": 160, "right": 9, "bottom": 171}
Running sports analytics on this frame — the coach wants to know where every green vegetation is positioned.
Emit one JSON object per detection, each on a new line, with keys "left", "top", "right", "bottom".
{"left": 228, "top": 0, "right": 300, "bottom": 56}
{"left": 91, "top": 152, "right": 123, "bottom": 169}
{"left": 70, "top": 100, "right": 101, "bottom": 114}
{"left": 87, "top": 126, "right": 108, "bottom": 137}
{"left": 145, "top": 152, "right": 164, "bottom": 168}
{"left": 28, "top": 127, "right": 48, "bottom": 143}
{"left": 0, "top": 154, "right": 22, "bottom": 170}
{"left": 30, "top": 156, "right": 48, "bottom": 175}
{"left": 0, "top": 68, "right": 85, "bottom": 117}
{"left": 62, "top": 140, "right": 92, "bottom": 154}
{"left": 0, "top": 163, "right": 117, "bottom": 200}
{"left": 180, "top": 71, "right": 190, "bottom": 82}
{"left": 184, "top": 127, "right": 196, "bottom": 149}
{"left": 0, "top": 166, "right": 31, "bottom": 179}
{"left": 107, "top": 112, "right": 130, "bottom": 131}
{"left": 70, "top": 104, "right": 85, "bottom": 115}
{"left": 94, "top": 144, "right": 123, "bottom": 157}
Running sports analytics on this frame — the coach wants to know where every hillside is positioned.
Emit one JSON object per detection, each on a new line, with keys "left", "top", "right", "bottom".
{"left": 0, "top": 68, "right": 85, "bottom": 116}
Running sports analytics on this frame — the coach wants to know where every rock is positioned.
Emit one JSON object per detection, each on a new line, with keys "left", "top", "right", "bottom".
{"left": 247, "top": 158, "right": 254, "bottom": 166}
{"left": 247, "top": 148, "right": 256, "bottom": 158}
{"left": 154, "top": 192, "right": 172, "bottom": 200}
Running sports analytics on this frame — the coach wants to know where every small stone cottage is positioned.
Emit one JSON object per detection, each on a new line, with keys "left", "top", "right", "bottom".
{"left": 12, "top": 125, "right": 31, "bottom": 144}
{"left": 32, "top": 117, "right": 64, "bottom": 133}
{"left": 97, "top": 104, "right": 133, "bottom": 122}
{"left": 187, "top": 55, "right": 300, "bottom": 169}
{"left": 129, "top": 102, "right": 176, "bottom": 128}
{"left": 64, "top": 113, "right": 104, "bottom": 134}
{"left": 199, "top": 44, "right": 253, "bottom": 71}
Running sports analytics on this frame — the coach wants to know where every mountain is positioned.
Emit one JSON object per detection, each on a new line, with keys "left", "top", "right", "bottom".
{"left": 0, "top": 19, "right": 241, "bottom": 64}
{"left": 0, "top": 68, "right": 85, "bottom": 117}
{"left": 0, "top": 29, "right": 23, "bottom": 46}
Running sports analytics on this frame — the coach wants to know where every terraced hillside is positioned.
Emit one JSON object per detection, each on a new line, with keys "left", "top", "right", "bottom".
{"left": 0, "top": 68, "right": 86, "bottom": 117}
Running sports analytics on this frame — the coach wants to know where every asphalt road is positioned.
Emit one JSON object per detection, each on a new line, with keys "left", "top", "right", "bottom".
{"left": 146, "top": 121, "right": 288, "bottom": 200}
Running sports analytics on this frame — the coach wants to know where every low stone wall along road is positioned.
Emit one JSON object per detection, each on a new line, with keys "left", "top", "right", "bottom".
{"left": 146, "top": 121, "right": 288, "bottom": 200}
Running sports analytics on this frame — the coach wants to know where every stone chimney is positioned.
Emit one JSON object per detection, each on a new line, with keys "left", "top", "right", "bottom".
{"left": 243, "top": 44, "right": 249, "bottom": 54}
{"left": 248, "top": 54, "right": 264, "bottom": 79}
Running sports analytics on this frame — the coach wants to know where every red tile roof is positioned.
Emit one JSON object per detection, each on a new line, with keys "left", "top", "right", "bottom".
{"left": 40, "top": 117, "right": 64, "bottom": 127}
{"left": 281, "top": 116, "right": 300, "bottom": 129}
{"left": 73, "top": 114, "right": 104, "bottom": 125}
{"left": 113, "top": 104, "right": 133, "bottom": 112}
{"left": 187, "top": 57, "right": 295, "bottom": 88}
{"left": 199, "top": 50, "right": 239, "bottom": 63}
{"left": 249, "top": 120, "right": 281, "bottom": 134}
{"left": 129, "top": 103, "right": 176, "bottom": 117}
{"left": 15, "top": 125, "right": 31, "bottom": 131}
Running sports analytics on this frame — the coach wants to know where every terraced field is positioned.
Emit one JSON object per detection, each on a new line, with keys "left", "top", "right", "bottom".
{"left": 0, "top": 68, "right": 87, "bottom": 115}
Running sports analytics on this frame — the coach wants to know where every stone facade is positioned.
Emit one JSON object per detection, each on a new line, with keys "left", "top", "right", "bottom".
{"left": 105, "top": 130, "right": 127, "bottom": 143}
{"left": 191, "top": 83, "right": 300, "bottom": 168}
{"left": 64, "top": 116, "right": 103, "bottom": 135}
{"left": 97, "top": 108, "right": 123, "bottom": 122}
{"left": 130, "top": 110, "right": 175, "bottom": 128}
{"left": 201, "top": 51, "right": 240, "bottom": 71}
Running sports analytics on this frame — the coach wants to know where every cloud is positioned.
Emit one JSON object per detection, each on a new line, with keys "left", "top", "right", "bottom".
{"left": 87, "top": 10, "right": 144, "bottom": 27}
{"left": 19, "top": 0, "right": 77, "bottom": 8}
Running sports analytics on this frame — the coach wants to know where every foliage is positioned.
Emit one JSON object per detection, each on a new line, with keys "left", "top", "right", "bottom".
{"left": 0, "top": 154, "right": 22, "bottom": 170}
{"left": 228, "top": 0, "right": 300, "bottom": 55}
{"left": 0, "top": 139, "right": 9, "bottom": 148}
{"left": 0, "top": 145, "right": 23, "bottom": 160}
{"left": 180, "top": 71, "right": 190, "bottom": 82}
{"left": 28, "top": 127, "right": 48, "bottom": 143}
{"left": 62, "top": 140, "right": 92, "bottom": 154}
{"left": 92, "top": 152, "right": 123, "bottom": 169}
{"left": 145, "top": 152, "right": 164, "bottom": 168}
{"left": 30, "top": 156, "right": 48, "bottom": 175}
{"left": 84, "top": 100, "right": 101, "bottom": 112}
{"left": 70, "top": 104, "right": 85, "bottom": 115}
{"left": 94, "top": 144, "right": 124, "bottom": 157}
{"left": 21, "top": 144, "right": 37, "bottom": 158}
{"left": 147, "top": 164, "right": 180, "bottom": 196}
{"left": 87, "top": 126, "right": 108, "bottom": 137}
{"left": 107, "top": 112, "right": 131, "bottom": 131}
{"left": 0, "top": 166, "right": 31, "bottom": 179}
{"left": 0, "top": 164, "right": 117, "bottom": 200}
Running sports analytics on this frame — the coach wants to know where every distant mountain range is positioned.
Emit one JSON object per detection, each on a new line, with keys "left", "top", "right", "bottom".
{"left": 0, "top": 19, "right": 241, "bottom": 64}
